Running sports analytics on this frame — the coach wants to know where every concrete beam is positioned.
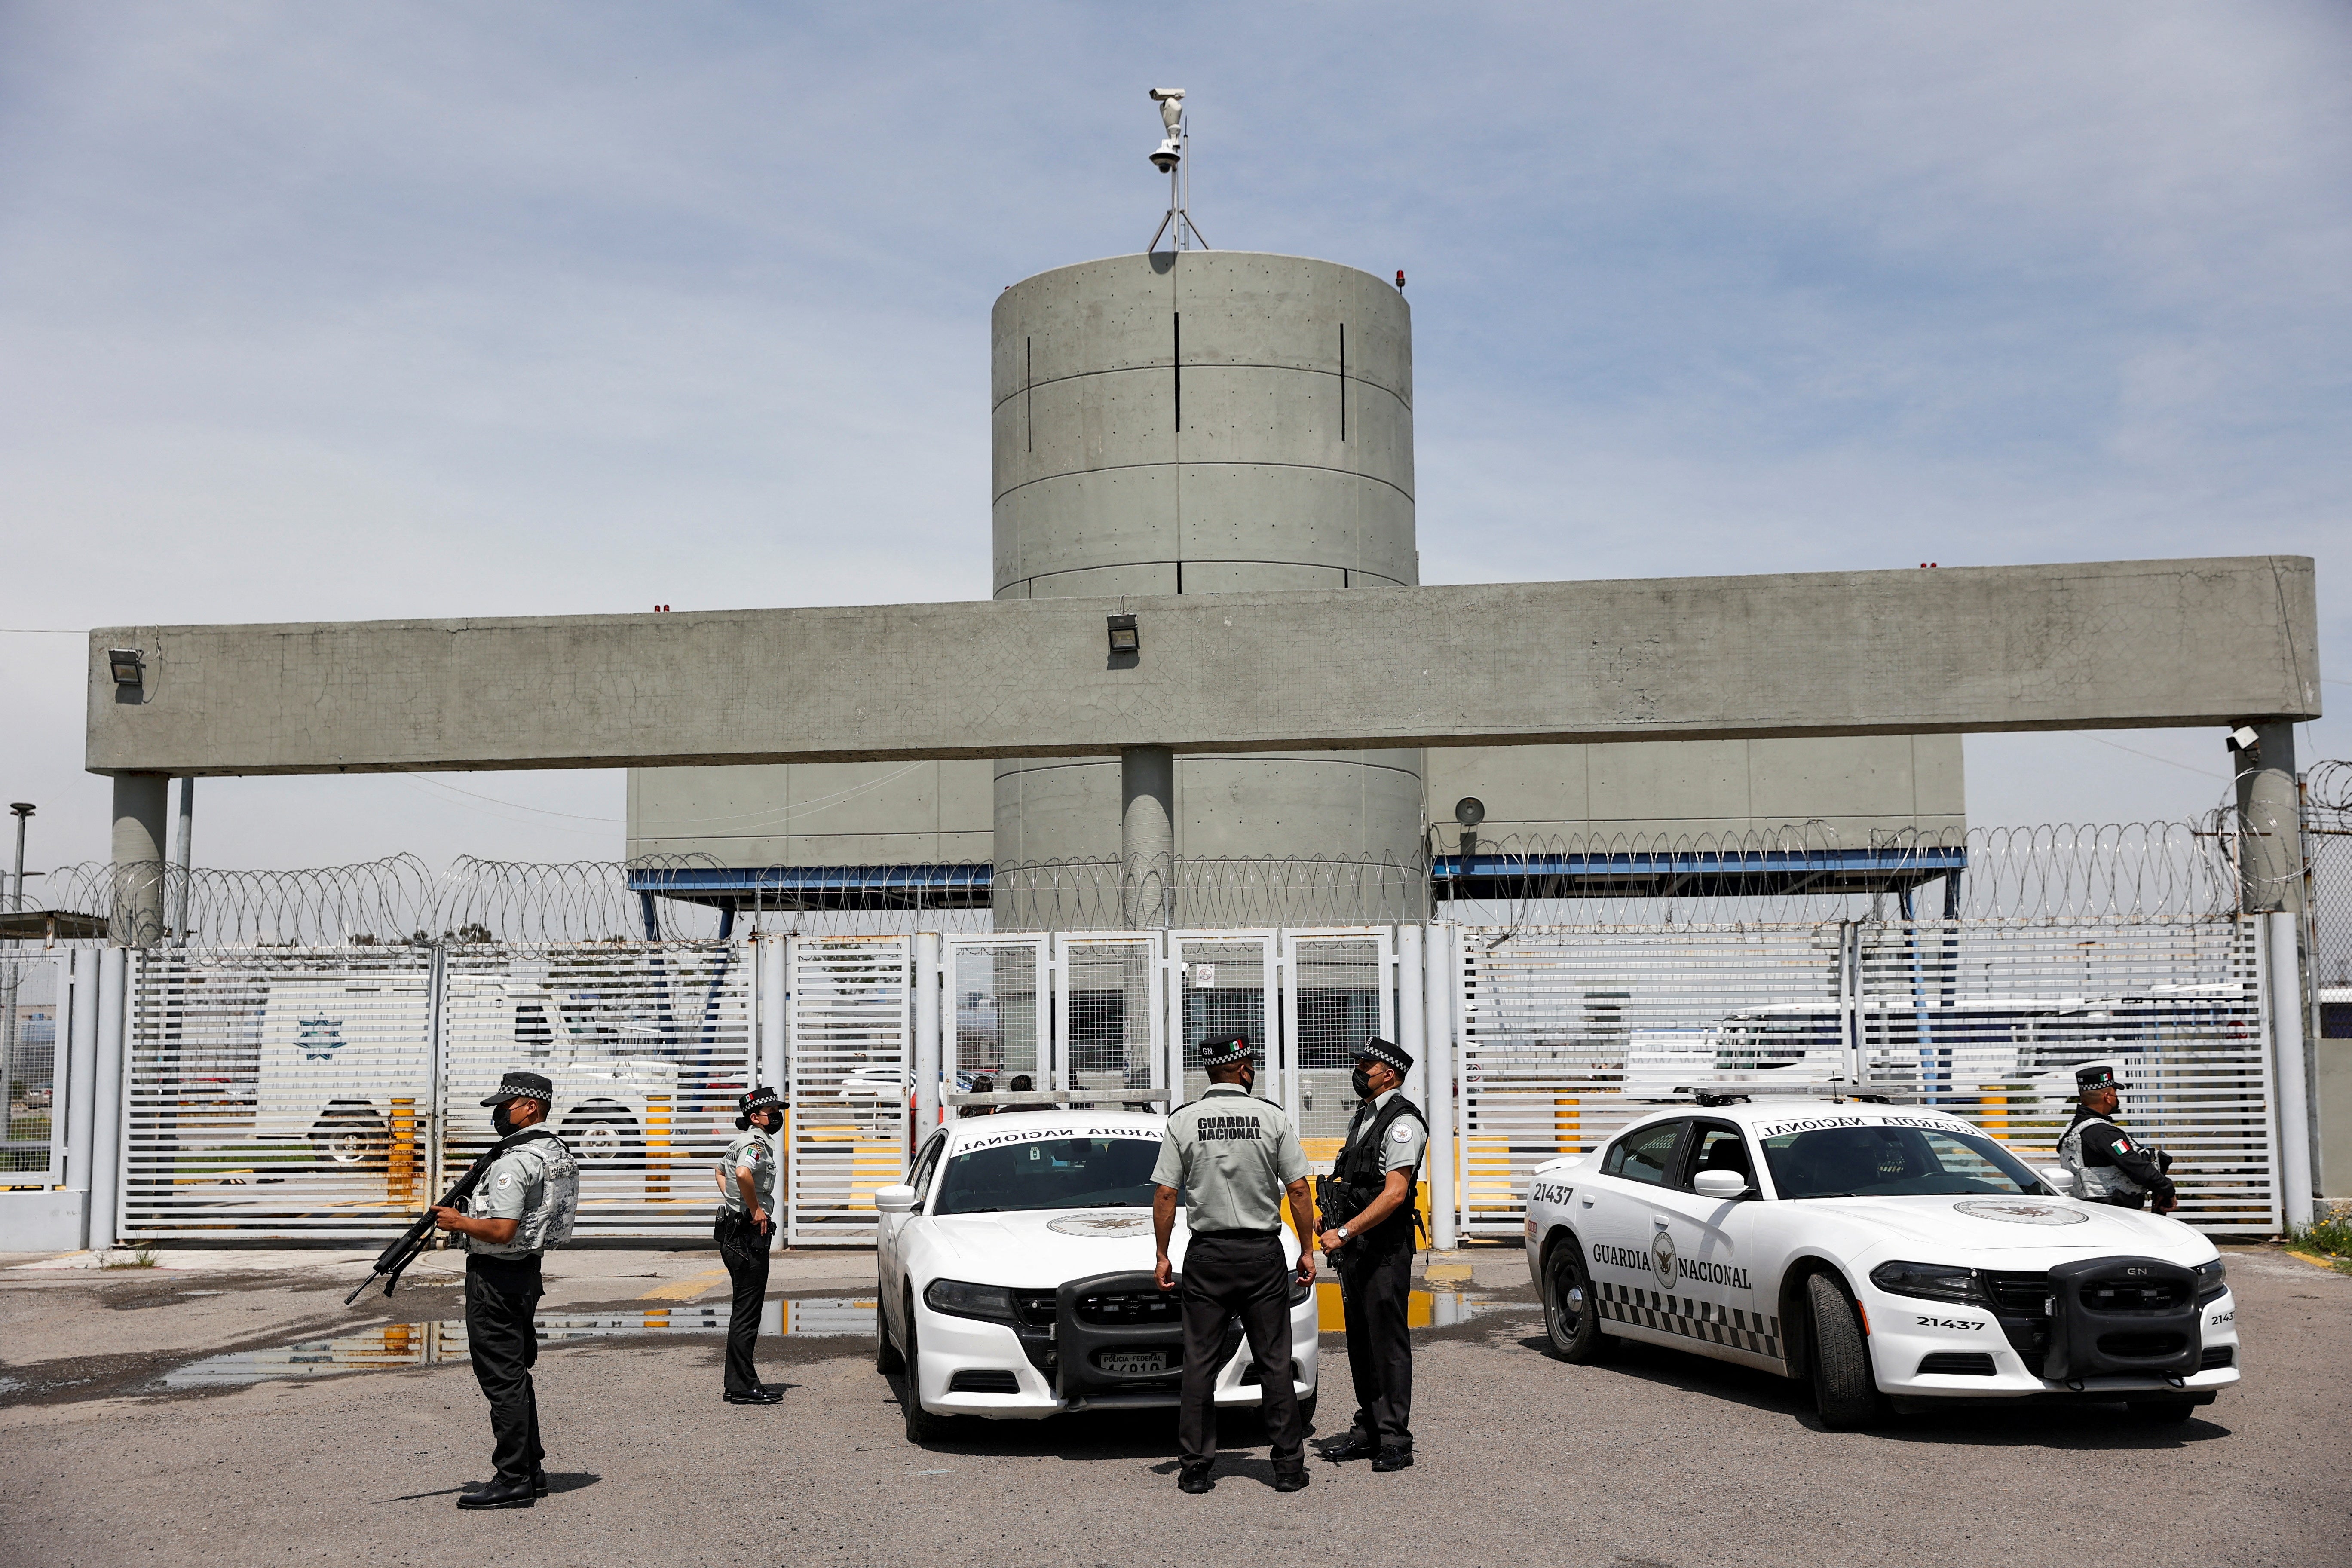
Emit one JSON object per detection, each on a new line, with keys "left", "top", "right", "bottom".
{"left": 87, "top": 557, "right": 2320, "bottom": 777}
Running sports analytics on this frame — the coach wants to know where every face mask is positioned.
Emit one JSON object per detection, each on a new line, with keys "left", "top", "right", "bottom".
{"left": 1237, "top": 1069, "right": 1256, "bottom": 1096}
{"left": 1351, "top": 1066, "right": 1376, "bottom": 1099}
{"left": 491, "top": 1102, "right": 521, "bottom": 1138}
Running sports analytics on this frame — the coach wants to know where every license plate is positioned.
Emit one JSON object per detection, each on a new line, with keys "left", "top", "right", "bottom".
{"left": 1099, "top": 1351, "right": 1168, "bottom": 1375}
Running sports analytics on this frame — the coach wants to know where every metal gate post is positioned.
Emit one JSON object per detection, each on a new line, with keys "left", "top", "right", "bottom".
{"left": 912, "top": 932, "right": 943, "bottom": 1138}
{"left": 90, "top": 947, "right": 128, "bottom": 1251}
{"left": 759, "top": 936, "right": 788, "bottom": 1107}
{"left": 2266, "top": 910, "right": 2315, "bottom": 1229}
{"left": 424, "top": 945, "right": 448, "bottom": 1207}
{"left": 781, "top": 934, "right": 799, "bottom": 1248}
{"left": 64, "top": 949, "right": 99, "bottom": 1247}
{"left": 1424, "top": 922, "right": 1458, "bottom": 1251}
{"left": 1156, "top": 933, "right": 1179, "bottom": 1101}
{"left": 1837, "top": 921, "right": 1863, "bottom": 1092}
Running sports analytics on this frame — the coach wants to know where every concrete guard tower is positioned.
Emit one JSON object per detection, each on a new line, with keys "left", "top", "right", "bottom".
{"left": 989, "top": 250, "right": 1425, "bottom": 927}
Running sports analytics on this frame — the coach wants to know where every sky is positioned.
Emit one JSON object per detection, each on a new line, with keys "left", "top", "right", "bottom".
{"left": 2, "top": 2, "right": 2347, "bottom": 881}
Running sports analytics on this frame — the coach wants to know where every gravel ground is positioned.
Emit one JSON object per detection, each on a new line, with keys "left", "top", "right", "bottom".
{"left": 1, "top": 1243, "right": 2344, "bottom": 1568}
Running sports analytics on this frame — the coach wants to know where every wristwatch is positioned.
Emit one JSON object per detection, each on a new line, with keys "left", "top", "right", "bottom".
{"left": 1334, "top": 1225, "right": 1351, "bottom": 1242}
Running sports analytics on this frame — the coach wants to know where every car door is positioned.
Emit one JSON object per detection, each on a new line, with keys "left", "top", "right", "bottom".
{"left": 881, "top": 1131, "right": 946, "bottom": 1339}
{"left": 1578, "top": 1118, "right": 1690, "bottom": 1338}
{"left": 1645, "top": 1120, "right": 1778, "bottom": 1369}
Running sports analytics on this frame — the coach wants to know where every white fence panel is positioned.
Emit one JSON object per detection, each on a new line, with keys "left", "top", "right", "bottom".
{"left": 1279, "top": 930, "right": 1396, "bottom": 1152}
{"left": 2, "top": 954, "right": 65, "bottom": 1187}
{"left": 442, "top": 942, "right": 753, "bottom": 1239}
{"left": 1053, "top": 933, "right": 1165, "bottom": 1102}
{"left": 1170, "top": 931, "right": 1275, "bottom": 1108}
{"left": 784, "top": 936, "right": 910, "bottom": 1246}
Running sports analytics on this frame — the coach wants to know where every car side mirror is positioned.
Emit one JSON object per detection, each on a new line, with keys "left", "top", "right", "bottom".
{"left": 1692, "top": 1169, "right": 1751, "bottom": 1200}
{"left": 2040, "top": 1167, "right": 2075, "bottom": 1196}
{"left": 873, "top": 1184, "right": 918, "bottom": 1214}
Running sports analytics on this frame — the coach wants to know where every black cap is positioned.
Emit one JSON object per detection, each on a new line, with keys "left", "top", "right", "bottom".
{"left": 2076, "top": 1063, "right": 2120, "bottom": 1090}
{"left": 1199, "top": 1034, "right": 1254, "bottom": 1069}
{"left": 1353, "top": 1036, "right": 1414, "bottom": 1075}
{"left": 738, "top": 1086, "right": 782, "bottom": 1117}
{"left": 481, "top": 1069, "right": 554, "bottom": 1108}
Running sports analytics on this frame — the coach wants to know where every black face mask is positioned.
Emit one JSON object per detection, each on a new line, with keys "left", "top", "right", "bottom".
{"left": 1351, "top": 1066, "right": 1377, "bottom": 1099}
{"left": 491, "top": 1102, "right": 521, "bottom": 1138}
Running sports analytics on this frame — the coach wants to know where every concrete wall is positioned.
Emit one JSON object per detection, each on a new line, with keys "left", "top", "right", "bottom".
{"left": 628, "top": 762, "right": 992, "bottom": 866}
{"left": 1426, "top": 734, "right": 1967, "bottom": 846}
{"left": 0, "top": 1188, "right": 87, "bottom": 1252}
{"left": 990, "top": 251, "right": 1427, "bottom": 920}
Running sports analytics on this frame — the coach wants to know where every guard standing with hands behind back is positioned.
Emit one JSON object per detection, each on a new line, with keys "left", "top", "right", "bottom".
{"left": 432, "top": 1069, "right": 579, "bottom": 1510}
{"left": 1151, "top": 1034, "right": 1317, "bottom": 1495}
{"left": 716, "top": 1085, "right": 786, "bottom": 1404}
{"left": 1317, "top": 1036, "right": 1426, "bottom": 1472}
{"left": 2060, "top": 1063, "right": 2178, "bottom": 1212}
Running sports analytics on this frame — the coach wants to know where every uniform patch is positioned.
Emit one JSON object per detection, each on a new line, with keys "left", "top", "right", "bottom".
{"left": 495, "top": 1173, "right": 514, "bottom": 1189}
{"left": 1391, "top": 1123, "right": 1414, "bottom": 1144}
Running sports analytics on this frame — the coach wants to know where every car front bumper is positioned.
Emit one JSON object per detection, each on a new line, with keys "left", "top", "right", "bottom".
{"left": 911, "top": 1290, "right": 1321, "bottom": 1421}
{"left": 1860, "top": 1286, "right": 2241, "bottom": 1400}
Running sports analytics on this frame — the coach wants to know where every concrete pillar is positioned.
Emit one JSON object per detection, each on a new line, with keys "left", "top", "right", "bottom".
{"left": 2268, "top": 911, "right": 2315, "bottom": 1230}
{"left": 1121, "top": 747, "right": 1175, "bottom": 929}
{"left": 1424, "top": 922, "right": 1457, "bottom": 1251}
{"left": 2234, "top": 723, "right": 2303, "bottom": 914}
{"left": 89, "top": 946, "right": 128, "bottom": 1250}
{"left": 913, "top": 931, "right": 943, "bottom": 1140}
{"left": 170, "top": 776, "right": 195, "bottom": 944}
{"left": 64, "top": 949, "right": 100, "bottom": 1243}
{"left": 109, "top": 773, "right": 168, "bottom": 948}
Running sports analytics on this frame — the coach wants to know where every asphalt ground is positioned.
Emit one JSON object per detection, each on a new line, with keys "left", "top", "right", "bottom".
{"left": 1, "top": 1243, "right": 2345, "bottom": 1568}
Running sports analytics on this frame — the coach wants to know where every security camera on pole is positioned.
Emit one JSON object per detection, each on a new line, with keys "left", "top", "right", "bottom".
{"left": 1145, "top": 88, "right": 1209, "bottom": 254}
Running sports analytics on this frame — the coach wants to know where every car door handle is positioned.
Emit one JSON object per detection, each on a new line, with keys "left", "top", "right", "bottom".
{"left": 1652, "top": 1215, "right": 1671, "bottom": 1229}
{"left": 1580, "top": 1196, "right": 1595, "bottom": 1208}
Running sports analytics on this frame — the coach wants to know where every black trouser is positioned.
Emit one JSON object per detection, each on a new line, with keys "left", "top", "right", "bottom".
{"left": 717, "top": 1209, "right": 772, "bottom": 1393}
{"left": 2097, "top": 1191, "right": 2149, "bottom": 1210}
{"left": 1177, "top": 1231, "right": 1305, "bottom": 1472}
{"left": 464, "top": 1252, "right": 544, "bottom": 1485}
{"left": 1337, "top": 1234, "right": 1414, "bottom": 1452}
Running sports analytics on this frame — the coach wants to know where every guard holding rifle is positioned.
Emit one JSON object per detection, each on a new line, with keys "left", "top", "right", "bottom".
{"left": 431, "top": 1070, "right": 579, "bottom": 1510}
{"left": 1151, "top": 1034, "right": 1317, "bottom": 1495}
{"left": 2060, "top": 1063, "right": 2178, "bottom": 1212}
{"left": 716, "top": 1085, "right": 786, "bottom": 1404}
{"left": 1317, "top": 1036, "right": 1426, "bottom": 1472}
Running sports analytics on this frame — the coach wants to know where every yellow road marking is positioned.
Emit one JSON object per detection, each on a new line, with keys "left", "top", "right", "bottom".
{"left": 640, "top": 1267, "right": 729, "bottom": 1301}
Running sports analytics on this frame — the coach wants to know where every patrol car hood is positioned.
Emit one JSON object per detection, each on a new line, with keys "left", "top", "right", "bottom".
{"left": 922, "top": 1210, "right": 1296, "bottom": 1283}
{"left": 1812, "top": 1193, "right": 2205, "bottom": 1257}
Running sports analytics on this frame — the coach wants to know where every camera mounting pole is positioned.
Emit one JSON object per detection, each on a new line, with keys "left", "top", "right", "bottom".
{"left": 1144, "top": 88, "right": 1210, "bottom": 254}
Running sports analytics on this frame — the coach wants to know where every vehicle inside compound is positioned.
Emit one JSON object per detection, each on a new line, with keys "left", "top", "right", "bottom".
{"left": 932, "top": 1136, "right": 1162, "bottom": 1215}
{"left": 1761, "top": 1124, "right": 2048, "bottom": 1200}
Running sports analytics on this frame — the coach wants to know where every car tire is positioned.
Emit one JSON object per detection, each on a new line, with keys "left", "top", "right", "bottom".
{"left": 900, "top": 1292, "right": 950, "bottom": 1443}
{"left": 1805, "top": 1273, "right": 1883, "bottom": 1430}
{"left": 875, "top": 1275, "right": 905, "bottom": 1374}
{"left": 1544, "top": 1241, "right": 1611, "bottom": 1363}
{"left": 309, "top": 1109, "right": 386, "bottom": 1167}
{"left": 562, "top": 1114, "right": 641, "bottom": 1168}
{"left": 2126, "top": 1398, "right": 2199, "bottom": 1424}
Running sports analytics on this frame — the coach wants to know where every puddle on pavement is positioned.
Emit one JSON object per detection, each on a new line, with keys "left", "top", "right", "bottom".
{"left": 159, "top": 1298, "right": 876, "bottom": 1389}
{"left": 156, "top": 1289, "right": 1493, "bottom": 1390}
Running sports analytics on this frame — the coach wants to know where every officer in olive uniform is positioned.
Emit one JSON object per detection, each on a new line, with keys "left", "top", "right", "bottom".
{"left": 1317, "top": 1036, "right": 1427, "bottom": 1472}
{"left": 432, "top": 1069, "right": 580, "bottom": 1510}
{"left": 1150, "top": 1035, "right": 1317, "bottom": 1494}
{"left": 2060, "top": 1063, "right": 2178, "bottom": 1212}
{"left": 715, "top": 1085, "right": 785, "bottom": 1404}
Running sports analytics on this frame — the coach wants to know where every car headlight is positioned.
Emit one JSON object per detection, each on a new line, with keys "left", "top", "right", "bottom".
{"left": 924, "top": 1277, "right": 1020, "bottom": 1324}
{"left": 2193, "top": 1258, "right": 2228, "bottom": 1305}
{"left": 1868, "top": 1260, "right": 1985, "bottom": 1305}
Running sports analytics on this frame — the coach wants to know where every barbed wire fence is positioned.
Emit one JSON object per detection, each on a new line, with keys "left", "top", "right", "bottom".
{"left": 20, "top": 801, "right": 2303, "bottom": 948}
{"left": 2306, "top": 761, "right": 2352, "bottom": 1011}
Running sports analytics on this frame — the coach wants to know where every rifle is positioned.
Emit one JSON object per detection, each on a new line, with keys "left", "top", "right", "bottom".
{"left": 342, "top": 1132, "right": 530, "bottom": 1306}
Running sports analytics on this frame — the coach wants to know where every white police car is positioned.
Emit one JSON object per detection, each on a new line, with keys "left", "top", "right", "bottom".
{"left": 873, "top": 1108, "right": 1320, "bottom": 1441}
{"left": 1524, "top": 1098, "right": 2239, "bottom": 1427}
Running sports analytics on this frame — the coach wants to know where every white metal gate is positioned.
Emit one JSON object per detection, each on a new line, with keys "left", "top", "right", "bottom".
{"left": 1053, "top": 933, "right": 1165, "bottom": 1101}
{"left": 783, "top": 936, "right": 910, "bottom": 1246}
{"left": 2, "top": 953, "right": 65, "bottom": 1187}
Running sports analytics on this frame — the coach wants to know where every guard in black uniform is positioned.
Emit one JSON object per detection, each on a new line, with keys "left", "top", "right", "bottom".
{"left": 1317, "top": 1036, "right": 1426, "bottom": 1472}
{"left": 715, "top": 1085, "right": 785, "bottom": 1404}
{"left": 432, "top": 1070, "right": 579, "bottom": 1510}
{"left": 2059, "top": 1063, "right": 2178, "bottom": 1212}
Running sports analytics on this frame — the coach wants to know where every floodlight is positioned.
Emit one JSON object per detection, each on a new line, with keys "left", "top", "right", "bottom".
{"left": 1454, "top": 797, "right": 1486, "bottom": 829}
{"left": 2226, "top": 726, "right": 2260, "bottom": 754}
{"left": 107, "top": 648, "right": 145, "bottom": 687}
{"left": 1106, "top": 613, "right": 1140, "bottom": 656}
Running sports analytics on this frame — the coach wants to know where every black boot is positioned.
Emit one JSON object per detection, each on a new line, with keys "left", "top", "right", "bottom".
{"left": 1371, "top": 1446, "right": 1414, "bottom": 1473}
{"left": 724, "top": 1386, "right": 784, "bottom": 1405}
{"left": 1176, "top": 1463, "right": 1216, "bottom": 1494}
{"left": 531, "top": 1470, "right": 549, "bottom": 1498}
{"left": 456, "top": 1476, "right": 535, "bottom": 1510}
{"left": 1273, "top": 1467, "right": 1310, "bottom": 1492}
{"left": 1321, "top": 1432, "right": 1378, "bottom": 1462}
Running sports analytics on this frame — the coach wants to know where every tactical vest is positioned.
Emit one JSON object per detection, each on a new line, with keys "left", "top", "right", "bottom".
{"left": 1332, "top": 1094, "right": 1426, "bottom": 1246}
{"left": 505, "top": 1130, "right": 581, "bottom": 1252}
{"left": 2058, "top": 1114, "right": 2142, "bottom": 1200}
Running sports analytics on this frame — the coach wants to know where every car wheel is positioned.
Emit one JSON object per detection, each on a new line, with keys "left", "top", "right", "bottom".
{"left": 309, "top": 1111, "right": 385, "bottom": 1167}
{"left": 1544, "top": 1242, "right": 1610, "bottom": 1363}
{"left": 2126, "top": 1398, "right": 2199, "bottom": 1424}
{"left": 562, "top": 1115, "right": 640, "bottom": 1167}
{"left": 876, "top": 1271, "right": 905, "bottom": 1374}
{"left": 900, "top": 1292, "right": 949, "bottom": 1443}
{"left": 1805, "top": 1273, "right": 1884, "bottom": 1430}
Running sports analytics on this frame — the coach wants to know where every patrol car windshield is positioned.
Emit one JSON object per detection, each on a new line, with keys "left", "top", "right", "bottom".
{"left": 1761, "top": 1125, "right": 2043, "bottom": 1200}
{"left": 932, "top": 1136, "right": 1163, "bottom": 1216}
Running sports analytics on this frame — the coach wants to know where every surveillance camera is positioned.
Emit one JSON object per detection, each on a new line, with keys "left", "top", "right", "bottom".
{"left": 1148, "top": 87, "right": 1185, "bottom": 103}
{"left": 2226, "top": 726, "right": 2260, "bottom": 754}
{"left": 1149, "top": 139, "right": 1182, "bottom": 173}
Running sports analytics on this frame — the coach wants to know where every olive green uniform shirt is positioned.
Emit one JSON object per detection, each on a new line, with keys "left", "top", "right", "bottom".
{"left": 715, "top": 1129, "right": 778, "bottom": 1215}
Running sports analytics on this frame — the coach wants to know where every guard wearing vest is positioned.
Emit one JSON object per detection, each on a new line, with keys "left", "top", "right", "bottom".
{"left": 2059, "top": 1063, "right": 2177, "bottom": 1212}
{"left": 1317, "top": 1036, "right": 1427, "bottom": 1472}
{"left": 715, "top": 1085, "right": 786, "bottom": 1404}
{"left": 432, "top": 1070, "right": 580, "bottom": 1510}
